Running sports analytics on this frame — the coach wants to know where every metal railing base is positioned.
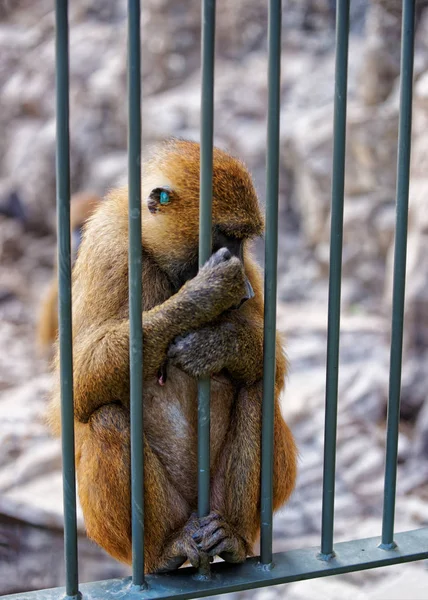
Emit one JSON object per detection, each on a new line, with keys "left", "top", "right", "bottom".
{"left": 5, "top": 528, "right": 428, "bottom": 600}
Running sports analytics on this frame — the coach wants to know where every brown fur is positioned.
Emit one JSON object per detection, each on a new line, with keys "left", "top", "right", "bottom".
{"left": 48, "top": 139, "right": 297, "bottom": 572}
{"left": 36, "top": 192, "right": 101, "bottom": 354}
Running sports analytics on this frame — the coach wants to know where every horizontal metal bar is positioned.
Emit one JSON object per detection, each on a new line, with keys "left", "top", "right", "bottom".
{"left": 6, "top": 528, "right": 428, "bottom": 600}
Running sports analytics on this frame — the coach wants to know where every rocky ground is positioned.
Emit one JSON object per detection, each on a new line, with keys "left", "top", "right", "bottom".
{"left": 1, "top": 1, "right": 428, "bottom": 598}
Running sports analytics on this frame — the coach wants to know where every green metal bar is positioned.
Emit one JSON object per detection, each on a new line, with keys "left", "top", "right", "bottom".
{"left": 320, "top": 0, "right": 350, "bottom": 560}
{"left": 381, "top": 0, "right": 415, "bottom": 550}
{"left": 6, "top": 529, "right": 428, "bottom": 600}
{"left": 127, "top": 0, "right": 145, "bottom": 587}
{"left": 55, "top": 1, "right": 80, "bottom": 598}
{"left": 260, "top": 0, "right": 282, "bottom": 567}
{"left": 198, "top": 0, "right": 216, "bottom": 527}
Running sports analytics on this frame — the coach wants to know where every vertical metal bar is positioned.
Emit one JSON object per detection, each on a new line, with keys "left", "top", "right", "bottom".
{"left": 260, "top": 0, "right": 282, "bottom": 568}
{"left": 320, "top": 0, "right": 350, "bottom": 560}
{"left": 198, "top": 0, "right": 216, "bottom": 519}
{"left": 197, "top": 0, "right": 216, "bottom": 579}
{"left": 381, "top": 0, "right": 415, "bottom": 550}
{"left": 55, "top": 1, "right": 80, "bottom": 598}
{"left": 127, "top": 0, "right": 145, "bottom": 587}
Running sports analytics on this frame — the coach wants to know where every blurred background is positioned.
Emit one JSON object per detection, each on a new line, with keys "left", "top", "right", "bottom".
{"left": 1, "top": 0, "right": 428, "bottom": 598}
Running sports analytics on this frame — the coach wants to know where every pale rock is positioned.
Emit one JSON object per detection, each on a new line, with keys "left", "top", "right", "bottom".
{"left": 341, "top": 362, "right": 388, "bottom": 423}
{"left": 357, "top": 477, "right": 385, "bottom": 500}
{"left": 282, "top": 366, "right": 326, "bottom": 423}
{"left": 345, "top": 104, "right": 398, "bottom": 197}
{"left": 0, "top": 438, "right": 61, "bottom": 492}
{"left": 87, "top": 151, "right": 127, "bottom": 193}
{"left": 337, "top": 437, "right": 372, "bottom": 469}
{"left": 409, "top": 179, "right": 428, "bottom": 234}
{"left": 400, "top": 356, "right": 428, "bottom": 420}
{"left": 334, "top": 492, "right": 361, "bottom": 519}
{"left": 397, "top": 430, "right": 412, "bottom": 462}
{"left": 284, "top": 104, "right": 333, "bottom": 247}
{"left": 357, "top": 0, "right": 401, "bottom": 106}
{"left": 0, "top": 218, "right": 25, "bottom": 262}
{"left": 415, "top": 70, "right": 428, "bottom": 108}
{"left": 368, "top": 565, "right": 428, "bottom": 600}
{"left": 399, "top": 464, "right": 428, "bottom": 494}
{"left": 285, "top": 576, "right": 369, "bottom": 600}
{"left": 342, "top": 446, "right": 385, "bottom": 487}
{"left": 296, "top": 465, "right": 323, "bottom": 492}
{"left": 397, "top": 497, "right": 428, "bottom": 526}
{"left": 385, "top": 233, "right": 428, "bottom": 352}
{"left": 413, "top": 400, "right": 428, "bottom": 460}
{"left": 0, "top": 323, "right": 45, "bottom": 388}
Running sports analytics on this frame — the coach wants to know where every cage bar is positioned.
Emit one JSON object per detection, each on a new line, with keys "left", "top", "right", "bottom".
{"left": 260, "top": 0, "right": 282, "bottom": 567}
{"left": 381, "top": 0, "right": 415, "bottom": 549}
{"left": 197, "top": 0, "right": 216, "bottom": 578}
{"left": 320, "top": 0, "right": 350, "bottom": 560}
{"left": 198, "top": 0, "right": 216, "bottom": 518}
{"left": 127, "top": 0, "right": 145, "bottom": 586}
{"left": 55, "top": 1, "right": 80, "bottom": 598}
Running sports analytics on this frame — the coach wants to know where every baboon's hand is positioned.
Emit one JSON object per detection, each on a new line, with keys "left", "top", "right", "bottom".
{"left": 167, "top": 327, "right": 230, "bottom": 378}
{"left": 183, "top": 248, "right": 249, "bottom": 318}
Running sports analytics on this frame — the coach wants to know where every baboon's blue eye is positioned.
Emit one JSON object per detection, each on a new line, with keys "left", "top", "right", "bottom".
{"left": 160, "top": 190, "right": 170, "bottom": 205}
